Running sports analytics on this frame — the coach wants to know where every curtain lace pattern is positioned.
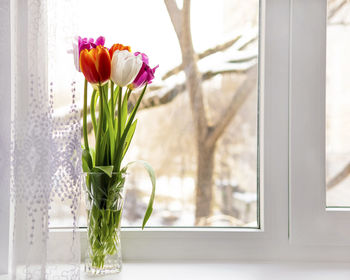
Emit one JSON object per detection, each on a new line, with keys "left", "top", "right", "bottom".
{"left": 11, "top": 0, "right": 81, "bottom": 279}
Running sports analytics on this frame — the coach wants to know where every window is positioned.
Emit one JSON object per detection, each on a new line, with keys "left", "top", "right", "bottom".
{"left": 2, "top": 0, "right": 290, "bottom": 265}
{"left": 3, "top": 0, "right": 350, "bottom": 272}
{"left": 48, "top": 0, "right": 260, "bottom": 228}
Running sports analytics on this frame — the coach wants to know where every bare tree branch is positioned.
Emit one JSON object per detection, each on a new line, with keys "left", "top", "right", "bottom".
{"left": 199, "top": 36, "right": 242, "bottom": 59}
{"left": 206, "top": 65, "right": 258, "bottom": 148}
{"left": 162, "top": 35, "right": 242, "bottom": 80}
{"left": 201, "top": 63, "right": 252, "bottom": 80}
{"left": 132, "top": 83, "right": 186, "bottom": 110}
{"left": 328, "top": 21, "right": 350, "bottom": 26}
{"left": 131, "top": 65, "right": 251, "bottom": 110}
{"left": 327, "top": 162, "right": 350, "bottom": 190}
{"left": 233, "top": 32, "right": 258, "bottom": 51}
{"left": 328, "top": 0, "right": 347, "bottom": 20}
{"left": 164, "top": 0, "right": 182, "bottom": 41}
{"left": 162, "top": 32, "right": 257, "bottom": 80}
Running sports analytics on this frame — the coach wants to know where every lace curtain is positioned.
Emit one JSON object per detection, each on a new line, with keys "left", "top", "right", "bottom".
{"left": 10, "top": 0, "right": 81, "bottom": 279}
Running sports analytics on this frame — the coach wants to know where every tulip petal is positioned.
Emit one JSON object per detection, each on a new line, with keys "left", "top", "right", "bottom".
{"left": 109, "top": 43, "right": 131, "bottom": 60}
{"left": 95, "top": 36, "right": 105, "bottom": 46}
{"left": 95, "top": 46, "right": 111, "bottom": 83}
{"left": 134, "top": 52, "right": 149, "bottom": 65}
{"left": 80, "top": 49, "right": 100, "bottom": 84}
{"left": 111, "top": 50, "right": 142, "bottom": 87}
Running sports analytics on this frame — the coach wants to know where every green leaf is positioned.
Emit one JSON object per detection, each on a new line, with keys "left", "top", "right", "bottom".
{"left": 97, "top": 131, "right": 108, "bottom": 165}
{"left": 95, "top": 85, "right": 104, "bottom": 166}
{"left": 125, "top": 160, "right": 156, "bottom": 229}
{"left": 93, "top": 165, "right": 114, "bottom": 177}
{"left": 140, "top": 161, "right": 156, "bottom": 229}
{"left": 90, "top": 147, "right": 96, "bottom": 167}
{"left": 82, "top": 149, "right": 93, "bottom": 172}
{"left": 110, "top": 86, "right": 119, "bottom": 117}
{"left": 113, "top": 86, "right": 119, "bottom": 103}
{"left": 122, "top": 120, "right": 137, "bottom": 158}
{"left": 121, "top": 91, "right": 128, "bottom": 133}
{"left": 89, "top": 173, "right": 108, "bottom": 207}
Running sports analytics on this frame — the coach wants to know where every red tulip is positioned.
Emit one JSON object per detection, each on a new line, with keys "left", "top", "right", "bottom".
{"left": 80, "top": 45, "right": 111, "bottom": 84}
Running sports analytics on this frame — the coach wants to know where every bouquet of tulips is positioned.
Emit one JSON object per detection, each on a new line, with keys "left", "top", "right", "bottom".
{"left": 74, "top": 36, "right": 157, "bottom": 270}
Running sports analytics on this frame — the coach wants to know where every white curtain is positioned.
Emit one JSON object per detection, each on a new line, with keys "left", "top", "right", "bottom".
{"left": 10, "top": 0, "right": 81, "bottom": 279}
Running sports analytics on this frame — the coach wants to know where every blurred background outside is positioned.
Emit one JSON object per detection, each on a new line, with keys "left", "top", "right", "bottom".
{"left": 327, "top": 0, "right": 350, "bottom": 206}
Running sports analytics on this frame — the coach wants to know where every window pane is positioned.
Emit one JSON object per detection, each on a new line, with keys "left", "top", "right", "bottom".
{"left": 49, "top": 0, "right": 260, "bottom": 227}
{"left": 326, "top": 0, "right": 350, "bottom": 206}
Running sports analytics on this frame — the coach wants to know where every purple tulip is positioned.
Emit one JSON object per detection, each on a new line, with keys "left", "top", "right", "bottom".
{"left": 72, "top": 36, "right": 105, "bottom": 72}
{"left": 90, "top": 36, "right": 105, "bottom": 49}
{"left": 134, "top": 52, "right": 149, "bottom": 65}
{"left": 131, "top": 52, "right": 159, "bottom": 88}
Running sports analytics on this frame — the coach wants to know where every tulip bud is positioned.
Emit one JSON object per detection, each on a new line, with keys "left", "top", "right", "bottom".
{"left": 80, "top": 46, "right": 111, "bottom": 84}
{"left": 110, "top": 51, "right": 143, "bottom": 87}
{"left": 130, "top": 52, "right": 159, "bottom": 89}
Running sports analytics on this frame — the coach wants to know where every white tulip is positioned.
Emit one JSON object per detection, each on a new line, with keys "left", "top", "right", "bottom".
{"left": 111, "top": 50, "right": 143, "bottom": 87}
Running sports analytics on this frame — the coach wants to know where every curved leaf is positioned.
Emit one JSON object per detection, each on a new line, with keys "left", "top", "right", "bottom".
{"left": 125, "top": 160, "right": 156, "bottom": 229}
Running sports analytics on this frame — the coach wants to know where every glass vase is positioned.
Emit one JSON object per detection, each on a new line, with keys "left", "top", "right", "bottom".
{"left": 83, "top": 171, "right": 126, "bottom": 275}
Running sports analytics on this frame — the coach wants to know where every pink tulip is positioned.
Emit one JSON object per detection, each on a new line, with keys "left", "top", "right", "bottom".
{"left": 131, "top": 52, "right": 158, "bottom": 89}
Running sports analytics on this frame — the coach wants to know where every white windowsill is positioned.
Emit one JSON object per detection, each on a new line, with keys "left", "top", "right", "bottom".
{"left": 1, "top": 262, "right": 350, "bottom": 279}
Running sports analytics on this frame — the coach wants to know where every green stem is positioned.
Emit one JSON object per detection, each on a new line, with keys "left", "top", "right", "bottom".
{"left": 112, "top": 86, "right": 119, "bottom": 116}
{"left": 95, "top": 83, "right": 104, "bottom": 166}
{"left": 110, "top": 81, "right": 115, "bottom": 125}
{"left": 83, "top": 79, "right": 89, "bottom": 151}
{"left": 126, "top": 88, "right": 132, "bottom": 100}
{"left": 90, "top": 90, "right": 97, "bottom": 136}
{"left": 117, "top": 87, "right": 122, "bottom": 146}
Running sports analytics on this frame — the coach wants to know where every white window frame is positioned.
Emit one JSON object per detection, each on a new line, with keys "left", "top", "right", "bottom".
{"left": 2, "top": 1, "right": 350, "bottom": 273}
{"left": 289, "top": 0, "right": 350, "bottom": 245}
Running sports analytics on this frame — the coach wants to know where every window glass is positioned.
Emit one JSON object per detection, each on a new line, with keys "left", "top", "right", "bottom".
{"left": 326, "top": 0, "right": 350, "bottom": 207}
{"left": 49, "top": 0, "right": 260, "bottom": 227}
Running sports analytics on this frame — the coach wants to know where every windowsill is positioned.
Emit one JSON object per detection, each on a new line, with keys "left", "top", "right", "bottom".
{"left": 1, "top": 262, "right": 350, "bottom": 279}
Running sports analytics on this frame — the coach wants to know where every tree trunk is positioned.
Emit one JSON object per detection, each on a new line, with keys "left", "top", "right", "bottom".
{"left": 164, "top": 0, "right": 255, "bottom": 226}
{"left": 195, "top": 143, "right": 216, "bottom": 225}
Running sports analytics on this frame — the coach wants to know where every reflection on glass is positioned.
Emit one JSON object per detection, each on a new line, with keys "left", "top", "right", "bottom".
{"left": 49, "top": 0, "right": 259, "bottom": 227}
{"left": 327, "top": 0, "right": 350, "bottom": 207}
